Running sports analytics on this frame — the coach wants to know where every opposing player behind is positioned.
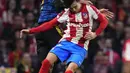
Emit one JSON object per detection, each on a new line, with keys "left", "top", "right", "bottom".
{"left": 20, "top": 0, "right": 109, "bottom": 73}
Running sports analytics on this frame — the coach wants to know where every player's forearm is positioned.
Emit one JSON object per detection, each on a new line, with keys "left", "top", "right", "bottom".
{"left": 95, "top": 14, "right": 108, "bottom": 36}
{"left": 29, "top": 18, "right": 58, "bottom": 34}
{"left": 29, "top": 22, "right": 53, "bottom": 34}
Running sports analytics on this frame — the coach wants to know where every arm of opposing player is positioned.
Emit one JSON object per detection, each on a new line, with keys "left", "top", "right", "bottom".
{"left": 29, "top": 17, "right": 58, "bottom": 34}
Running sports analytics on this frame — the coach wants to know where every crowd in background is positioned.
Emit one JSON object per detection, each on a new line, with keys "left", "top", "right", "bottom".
{"left": 0, "top": 0, "right": 130, "bottom": 73}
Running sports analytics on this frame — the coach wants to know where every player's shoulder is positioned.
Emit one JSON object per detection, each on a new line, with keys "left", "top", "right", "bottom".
{"left": 57, "top": 8, "right": 69, "bottom": 18}
{"left": 59, "top": 8, "right": 69, "bottom": 14}
{"left": 85, "top": 5, "right": 97, "bottom": 10}
{"left": 60, "top": 8, "right": 69, "bottom": 13}
{"left": 88, "top": 5, "right": 100, "bottom": 14}
{"left": 64, "top": 8, "right": 70, "bottom": 13}
{"left": 90, "top": 5, "right": 97, "bottom": 8}
{"left": 85, "top": 5, "right": 97, "bottom": 11}
{"left": 89, "top": 5, "right": 99, "bottom": 10}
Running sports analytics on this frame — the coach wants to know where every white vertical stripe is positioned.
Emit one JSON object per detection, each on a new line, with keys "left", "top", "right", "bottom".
{"left": 123, "top": 42, "right": 130, "bottom": 61}
{"left": 84, "top": 40, "right": 89, "bottom": 50}
{"left": 92, "top": 10, "right": 99, "bottom": 20}
{"left": 87, "top": 6, "right": 99, "bottom": 19}
{"left": 57, "top": 8, "right": 69, "bottom": 23}
{"left": 75, "top": 12, "right": 83, "bottom": 22}
{"left": 71, "top": 27, "right": 83, "bottom": 44}
{"left": 86, "top": 5, "right": 93, "bottom": 32}
{"left": 83, "top": 5, "right": 94, "bottom": 50}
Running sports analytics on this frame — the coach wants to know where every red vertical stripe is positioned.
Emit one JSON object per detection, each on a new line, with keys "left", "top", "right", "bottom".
{"left": 65, "top": 25, "right": 76, "bottom": 41}
{"left": 78, "top": 27, "right": 89, "bottom": 47}
{"left": 70, "top": 26, "right": 76, "bottom": 38}
{"left": 83, "top": 27, "right": 89, "bottom": 37}
{"left": 90, "top": 5, "right": 100, "bottom": 15}
{"left": 69, "top": 12, "right": 76, "bottom": 23}
{"left": 81, "top": 4, "right": 89, "bottom": 24}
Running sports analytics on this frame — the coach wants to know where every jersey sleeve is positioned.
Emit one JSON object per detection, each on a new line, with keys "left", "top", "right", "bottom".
{"left": 29, "top": 17, "right": 58, "bottom": 33}
{"left": 87, "top": 5, "right": 108, "bottom": 35}
{"left": 57, "top": 9, "right": 69, "bottom": 23}
{"left": 90, "top": 5, "right": 101, "bottom": 20}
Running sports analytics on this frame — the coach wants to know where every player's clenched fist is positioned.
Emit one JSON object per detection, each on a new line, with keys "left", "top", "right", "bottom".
{"left": 84, "top": 32, "right": 97, "bottom": 40}
{"left": 20, "top": 29, "right": 30, "bottom": 38}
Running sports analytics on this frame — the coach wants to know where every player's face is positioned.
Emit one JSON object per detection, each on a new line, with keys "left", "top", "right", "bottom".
{"left": 70, "top": 0, "right": 82, "bottom": 13}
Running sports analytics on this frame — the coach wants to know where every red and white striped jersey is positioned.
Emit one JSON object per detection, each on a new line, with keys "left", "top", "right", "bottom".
{"left": 57, "top": 4, "right": 101, "bottom": 50}
{"left": 29, "top": 4, "right": 108, "bottom": 50}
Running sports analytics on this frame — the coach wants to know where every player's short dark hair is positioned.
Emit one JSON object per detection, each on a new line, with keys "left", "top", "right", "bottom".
{"left": 53, "top": 0, "right": 74, "bottom": 10}
{"left": 62, "top": 0, "right": 74, "bottom": 8}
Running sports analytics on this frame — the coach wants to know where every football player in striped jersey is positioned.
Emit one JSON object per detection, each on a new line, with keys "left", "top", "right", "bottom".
{"left": 21, "top": 0, "right": 113, "bottom": 73}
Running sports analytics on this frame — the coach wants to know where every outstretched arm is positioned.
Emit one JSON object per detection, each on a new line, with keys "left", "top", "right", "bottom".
{"left": 29, "top": 17, "right": 58, "bottom": 33}
{"left": 20, "top": 17, "right": 58, "bottom": 38}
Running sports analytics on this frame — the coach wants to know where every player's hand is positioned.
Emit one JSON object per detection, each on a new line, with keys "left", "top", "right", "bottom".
{"left": 84, "top": 32, "right": 97, "bottom": 40}
{"left": 20, "top": 29, "right": 30, "bottom": 38}
{"left": 99, "top": 9, "right": 114, "bottom": 20}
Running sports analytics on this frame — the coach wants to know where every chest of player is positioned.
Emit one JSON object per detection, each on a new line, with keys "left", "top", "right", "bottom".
{"left": 68, "top": 11, "right": 90, "bottom": 28}
{"left": 69, "top": 12, "right": 89, "bottom": 22}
